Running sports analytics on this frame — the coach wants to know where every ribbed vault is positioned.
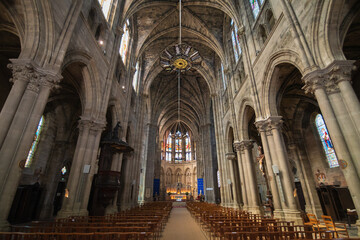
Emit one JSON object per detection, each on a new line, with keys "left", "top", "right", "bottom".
{"left": 150, "top": 69, "right": 210, "bottom": 138}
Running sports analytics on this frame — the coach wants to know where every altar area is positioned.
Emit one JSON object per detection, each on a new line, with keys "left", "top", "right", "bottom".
{"left": 165, "top": 183, "right": 195, "bottom": 201}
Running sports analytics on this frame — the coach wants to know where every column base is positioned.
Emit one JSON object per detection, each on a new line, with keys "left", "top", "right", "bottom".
{"left": 105, "top": 204, "right": 118, "bottom": 215}
{"left": 305, "top": 204, "right": 323, "bottom": 218}
{"left": 273, "top": 209, "right": 285, "bottom": 220}
{"left": 356, "top": 220, "right": 360, "bottom": 237}
{"left": 247, "top": 206, "right": 263, "bottom": 215}
{"left": 0, "top": 219, "right": 10, "bottom": 231}
{"left": 283, "top": 209, "right": 303, "bottom": 225}
{"left": 56, "top": 208, "right": 88, "bottom": 219}
{"left": 226, "top": 202, "right": 240, "bottom": 209}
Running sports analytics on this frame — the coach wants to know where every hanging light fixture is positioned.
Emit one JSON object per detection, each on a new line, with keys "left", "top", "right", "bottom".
{"left": 159, "top": 0, "right": 202, "bottom": 72}
{"left": 160, "top": 0, "right": 202, "bottom": 143}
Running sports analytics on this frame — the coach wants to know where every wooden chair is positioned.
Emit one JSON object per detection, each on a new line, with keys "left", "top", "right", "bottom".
{"left": 321, "top": 215, "right": 349, "bottom": 238}
{"left": 304, "top": 213, "right": 326, "bottom": 230}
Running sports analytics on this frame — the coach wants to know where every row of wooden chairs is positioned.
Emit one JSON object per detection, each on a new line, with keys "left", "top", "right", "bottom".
{"left": 186, "top": 202, "right": 342, "bottom": 240}
{"left": 304, "top": 214, "right": 349, "bottom": 238}
{"left": 1, "top": 202, "right": 172, "bottom": 240}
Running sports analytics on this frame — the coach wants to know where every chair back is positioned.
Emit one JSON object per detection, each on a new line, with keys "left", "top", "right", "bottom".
{"left": 321, "top": 215, "right": 335, "bottom": 230}
{"left": 307, "top": 213, "right": 318, "bottom": 224}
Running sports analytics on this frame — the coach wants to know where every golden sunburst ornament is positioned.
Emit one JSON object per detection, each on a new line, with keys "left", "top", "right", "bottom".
{"left": 160, "top": 43, "right": 201, "bottom": 72}
{"left": 173, "top": 58, "right": 188, "bottom": 69}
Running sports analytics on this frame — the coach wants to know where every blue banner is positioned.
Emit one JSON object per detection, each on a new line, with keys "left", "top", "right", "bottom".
{"left": 197, "top": 178, "right": 204, "bottom": 195}
{"left": 153, "top": 179, "right": 160, "bottom": 196}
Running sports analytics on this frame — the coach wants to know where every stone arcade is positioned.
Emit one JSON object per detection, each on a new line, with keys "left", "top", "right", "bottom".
{"left": 0, "top": 0, "right": 359, "bottom": 235}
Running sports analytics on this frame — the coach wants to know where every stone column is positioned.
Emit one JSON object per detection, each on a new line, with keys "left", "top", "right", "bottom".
{"left": 292, "top": 140, "right": 323, "bottom": 217}
{"left": 329, "top": 61, "right": 360, "bottom": 134}
{"left": 0, "top": 62, "right": 30, "bottom": 147}
{"left": 322, "top": 64, "right": 360, "bottom": 175}
{"left": 267, "top": 117, "right": 301, "bottom": 223}
{"left": 234, "top": 141, "right": 247, "bottom": 209}
{"left": 255, "top": 121, "right": 282, "bottom": 216}
{"left": 144, "top": 123, "right": 157, "bottom": 202}
{"left": 57, "top": 119, "right": 104, "bottom": 218}
{"left": 288, "top": 143, "right": 312, "bottom": 212}
{"left": 40, "top": 140, "right": 69, "bottom": 219}
{"left": 239, "top": 140, "right": 261, "bottom": 214}
{"left": 225, "top": 152, "right": 240, "bottom": 208}
{"left": 0, "top": 66, "right": 60, "bottom": 230}
{"left": 303, "top": 72, "right": 360, "bottom": 231}
{"left": 200, "top": 123, "right": 216, "bottom": 203}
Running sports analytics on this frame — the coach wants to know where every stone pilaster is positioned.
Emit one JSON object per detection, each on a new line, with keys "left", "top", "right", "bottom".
{"left": 0, "top": 64, "right": 61, "bottom": 230}
{"left": 255, "top": 120, "right": 282, "bottom": 216}
{"left": 234, "top": 141, "right": 247, "bottom": 209}
{"left": 225, "top": 152, "right": 240, "bottom": 208}
{"left": 303, "top": 70, "right": 360, "bottom": 231}
{"left": 57, "top": 119, "right": 105, "bottom": 218}
{"left": 238, "top": 140, "right": 261, "bottom": 215}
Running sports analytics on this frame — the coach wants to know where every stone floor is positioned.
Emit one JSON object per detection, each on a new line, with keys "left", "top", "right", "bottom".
{"left": 161, "top": 202, "right": 207, "bottom": 240}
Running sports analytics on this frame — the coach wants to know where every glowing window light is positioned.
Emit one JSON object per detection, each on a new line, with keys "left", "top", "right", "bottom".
{"left": 25, "top": 116, "right": 45, "bottom": 168}
{"left": 315, "top": 114, "right": 339, "bottom": 168}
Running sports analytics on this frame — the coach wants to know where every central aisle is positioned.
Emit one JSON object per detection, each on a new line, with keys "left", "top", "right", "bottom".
{"left": 161, "top": 202, "right": 207, "bottom": 240}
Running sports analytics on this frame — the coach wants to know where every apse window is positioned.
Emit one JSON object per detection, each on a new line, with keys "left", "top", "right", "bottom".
{"left": 166, "top": 134, "right": 172, "bottom": 162}
{"left": 98, "top": 0, "right": 112, "bottom": 20}
{"left": 61, "top": 166, "right": 67, "bottom": 175}
{"left": 25, "top": 116, "right": 45, "bottom": 168}
{"left": 230, "top": 19, "right": 242, "bottom": 62}
{"left": 119, "top": 19, "right": 130, "bottom": 64}
{"left": 250, "top": 0, "right": 264, "bottom": 18}
{"left": 315, "top": 114, "right": 339, "bottom": 168}
{"left": 221, "top": 63, "right": 226, "bottom": 89}
{"left": 132, "top": 61, "right": 139, "bottom": 92}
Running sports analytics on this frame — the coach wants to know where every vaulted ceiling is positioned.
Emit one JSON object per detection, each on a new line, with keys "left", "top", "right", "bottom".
{"left": 123, "top": 0, "right": 234, "bottom": 136}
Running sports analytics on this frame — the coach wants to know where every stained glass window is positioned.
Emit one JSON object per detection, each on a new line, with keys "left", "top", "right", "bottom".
{"left": 231, "top": 20, "right": 242, "bottom": 63}
{"left": 315, "top": 114, "right": 339, "bottom": 168}
{"left": 132, "top": 61, "right": 139, "bottom": 92}
{"left": 119, "top": 19, "right": 130, "bottom": 64}
{"left": 174, "top": 131, "right": 183, "bottom": 162}
{"left": 221, "top": 64, "right": 226, "bottom": 89}
{"left": 61, "top": 166, "right": 67, "bottom": 175}
{"left": 232, "top": 31, "right": 239, "bottom": 62}
{"left": 250, "top": 0, "right": 260, "bottom": 18}
{"left": 185, "top": 133, "right": 191, "bottom": 161}
{"left": 25, "top": 116, "right": 45, "bottom": 168}
{"left": 98, "top": 0, "right": 112, "bottom": 20}
{"left": 166, "top": 134, "right": 172, "bottom": 162}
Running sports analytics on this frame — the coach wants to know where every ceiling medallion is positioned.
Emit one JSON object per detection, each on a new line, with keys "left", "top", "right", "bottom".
{"left": 160, "top": 43, "right": 201, "bottom": 72}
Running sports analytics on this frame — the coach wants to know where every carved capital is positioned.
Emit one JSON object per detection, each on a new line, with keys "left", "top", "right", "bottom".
{"left": 116, "top": 26, "right": 124, "bottom": 36}
{"left": 8, "top": 61, "right": 62, "bottom": 91}
{"left": 7, "top": 63, "right": 34, "bottom": 84}
{"left": 302, "top": 70, "right": 325, "bottom": 94}
{"left": 233, "top": 141, "right": 242, "bottom": 152}
{"left": 225, "top": 152, "right": 236, "bottom": 161}
{"left": 255, "top": 119, "right": 267, "bottom": 133}
{"left": 266, "top": 116, "right": 283, "bottom": 130}
{"left": 237, "top": 26, "right": 245, "bottom": 37}
{"left": 302, "top": 60, "right": 355, "bottom": 95}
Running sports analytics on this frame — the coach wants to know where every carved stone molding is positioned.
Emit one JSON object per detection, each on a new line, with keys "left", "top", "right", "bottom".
{"left": 255, "top": 119, "right": 267, "bottom": 133}
{"left": 265, "top": 116, "right": 283, "bottom": 130}
{"left": 302, "top": 60, "right": 356, "bottom": 95}
{"left": 233, "top": 141, "right": 242, "bottom": 152}
{"left": 240, "top": 140, "right": 254, "bottom": 150}
{"left": 7, "top": 63, "right": 34, "bottom": 84}
{"left": 225, "top": 152, "right": 236, "bottom": 161}
{"left": 78, "top": 118, "right": 106, "bottom": 133}
{"left": 8, "top": 61, "right": 62, "bottom": 93}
